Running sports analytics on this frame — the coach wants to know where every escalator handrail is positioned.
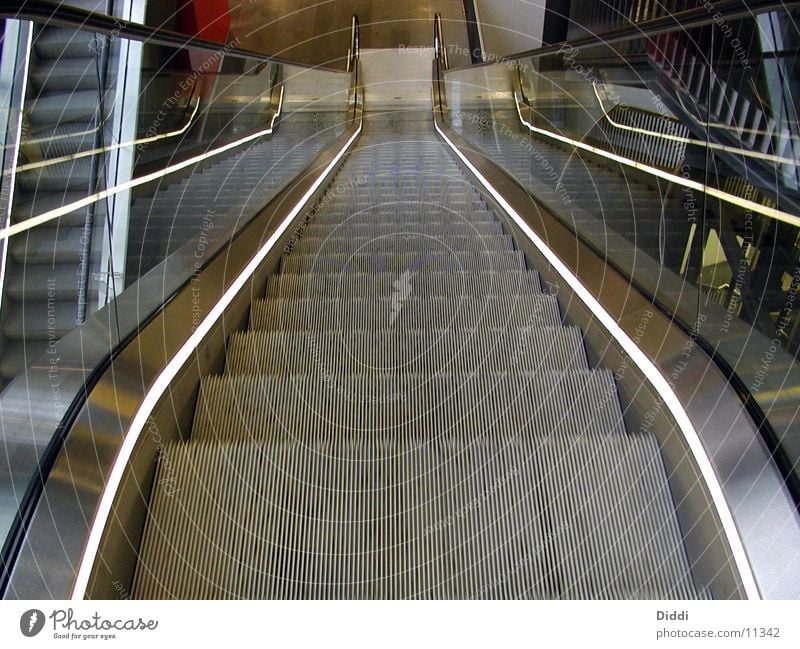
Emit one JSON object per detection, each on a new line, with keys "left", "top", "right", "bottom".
{"left": 443, "top": 0, "right": 800, "bottom": 72}
{"left": 0, "top": 0, "right": 351, "bottom": 74}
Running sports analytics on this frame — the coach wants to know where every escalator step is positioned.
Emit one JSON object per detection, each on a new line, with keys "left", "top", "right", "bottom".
{"left": 248, "top": 295, "right": 562, "bottom": 330}
{"left": 133, "top": 433, "right": 701, "bottom": 599}
{"left": 190, "top": 371, "right": 627, "bottom": 444}
{"left": 265, "top": 270, "right": 542, "bottom": 299}
{"left": 225, "top": 327, "right": 589, "bottom": 375}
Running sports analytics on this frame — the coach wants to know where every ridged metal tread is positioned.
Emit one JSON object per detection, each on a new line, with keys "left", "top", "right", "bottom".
{"left": 225, "top": 327, "right": 589, "bottom": 375}
{"left": 280, "top": 251, "right": 527, "bottom": 274}
{"left": 265, "top": 271, "right": 542, "bottom": 299}
{"left": 248, "top": 295, "right": 562, "bottom": 331}
{"left": 301, "top": 222, "right": 505, "bottom": 236}
{"left": 189, "top": 371, "right": 628, "bottom": 444}
{"left": 292, "top": 234, "right": 514, "bottom": 254}
{"left": 133, "top": 433, "right": 701, "bottom": 599}
{"left": 5, "top": 264, "right": 81, "bottom": 300}
{"left": 317, "top": 196, "right": 487, "bottom": 208}
{"left": 314, "top": 208, "right": 496, "bottom": 226}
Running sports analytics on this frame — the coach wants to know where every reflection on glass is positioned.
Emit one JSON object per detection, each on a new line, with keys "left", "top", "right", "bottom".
{"left": 0, "top": 14, "right": 354, "bottom": 556}
{"left": 444, "top": 8, "right": 800, "bottom": 482}
{"left": 0, "top": 22, "right": 352, "bottom": 390}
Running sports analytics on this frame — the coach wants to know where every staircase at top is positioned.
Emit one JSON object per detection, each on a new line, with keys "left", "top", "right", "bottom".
{"left": 132, "top": 113, "right": 704, "bottom": 599}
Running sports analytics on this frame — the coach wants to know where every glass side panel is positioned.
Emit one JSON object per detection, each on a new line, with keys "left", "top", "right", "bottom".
{"left": 444, "top": 7, "right": 800, "bottom": 484}
{"left": 0, "top": 16, "right": 353, "bottom": 555}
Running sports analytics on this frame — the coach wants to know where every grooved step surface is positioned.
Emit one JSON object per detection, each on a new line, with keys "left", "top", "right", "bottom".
{"left": 265, "top": 270, "right": 542, "bottom": 299}
{"left": 133, "top": 434, "right": 699, "bottom": 600}
{"left": 132, "top": 113, "right": 704, "bottom": 600}
{"left": 189, "top": 371, "right": 628, "bottom": 444}
{"left": 249, "top": 295, "right": 563, "bottom": 331}
{"left": 280, "top": 251, "right": 527, "bottom": 274}
{"left": 225, "top": 327, "right": 588, "bottom": 375}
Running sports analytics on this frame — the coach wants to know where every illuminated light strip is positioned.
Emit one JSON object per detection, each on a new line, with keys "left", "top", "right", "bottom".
{"left": 433, "top": 117, "right": 762, "bottom": 600}
{"left": 592, "top": 84, "right": 798, "bottom": 166}
{"left": 69, "top": 119, "right": 362, "bottom": 599}
{"left": 10, "top": 98, "right": 201, "bottom": 175}
{"left": 0, "top": 123, "right": 275, "bottom": 241}
{"left": 513, "top": 92, "right": 800, "bottom": 229}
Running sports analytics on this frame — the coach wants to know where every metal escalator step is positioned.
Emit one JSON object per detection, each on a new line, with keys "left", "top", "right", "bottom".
{"left": 190, "top": 371, "right": 626, "bottom": 444}
{"left": 17, "top": 122, "right": 99, "bottom": 159}
{"left": 27, "top": 90, "right": 98, "bottom": 127}
{"left": 0, "top": 340, "right": 50, "bottom": 381}
{"left": 30, "top": 57, "right": 98, "bottom": 94}
{"left": 5, "top": 263, "right": 81, "bottom": 300}
{"left": 310, "top": 213, "right": 498, "bottom": 226}
{"left": 2, "top": 299, "right": 76, "bottom": 340}
{"left": 16, "top": 158, "right": 93, "bottom": 193}
{"left": 10, "top": 227, "right": 86, "bottom": 264}
{"left": 132, "top": 432, "right": 700, "bottom": 599}
{"left": 225, "top": 327, "right": 589, "bottom": 375}
{"left": 33, "top": 28, "right": 96, "bottom": 58}
{"left": 280, "top": 251, "right": 526, "bottom": 274}
{"left": 248, "top": 295, "right": 562, "bottom": 331}
{"left": 305, "top": 222, "right": 504, "bottom": 237}
{"left": 12, "top": 191, "right": 90, "bottom": 226}
{"left": 292, "top": 234, "right": 513, "bottom": 254}
{"left": 265, "top": 270, "right": 542, "bottom": 299}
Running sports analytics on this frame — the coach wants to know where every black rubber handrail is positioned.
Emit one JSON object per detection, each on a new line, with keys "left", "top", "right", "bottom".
{"left": 445, "top": 0, "right": 800, "bottom": 72}
{"left": 0, "top": 0, "right": 350, "bottom": 74}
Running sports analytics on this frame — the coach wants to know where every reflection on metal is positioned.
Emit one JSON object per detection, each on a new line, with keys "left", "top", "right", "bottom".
{"left": 593, "top": 83, "right": 798, "bottom": 165}
{"left": 432, "top": 111, "right": 761, "bottom": 601}
{"left": 513, "top": 92, "right": 800, "bottom": 228}
{"left": 11, "top": 96, "right": 201, "bottom": 175}
{"left": 69, "top": 115, "right": 363, "bottom": 600}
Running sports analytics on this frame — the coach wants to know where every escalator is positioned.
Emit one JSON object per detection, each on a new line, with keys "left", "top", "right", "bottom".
{"left": 132, "top": 113, "right": 703, "bottom": 599}
{"left": 2, "top": 2, "right": 800, "bottom": 602}
{"left": 1, "top": 0, "right": 111, "bottom": 384}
